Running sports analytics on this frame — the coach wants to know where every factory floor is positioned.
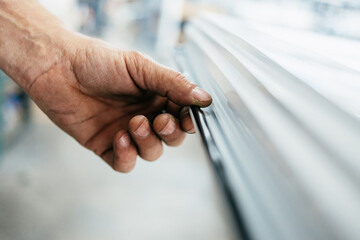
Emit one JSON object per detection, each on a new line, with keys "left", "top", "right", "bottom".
{"left": 0, "top": 104, "right": 234, "bottom": 240}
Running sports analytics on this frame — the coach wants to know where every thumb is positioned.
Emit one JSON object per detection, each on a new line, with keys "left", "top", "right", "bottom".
{"left": 123, "top": 51, "right": 212, "bottom": 107}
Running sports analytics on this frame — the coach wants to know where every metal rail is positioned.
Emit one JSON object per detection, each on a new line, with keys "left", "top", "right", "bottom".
{"left": 177, "top": 14, "right": 360, "bottom": 240}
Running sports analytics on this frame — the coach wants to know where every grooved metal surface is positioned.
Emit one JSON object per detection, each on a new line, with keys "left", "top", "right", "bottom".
{"left": 178, "top": 14, "right": 360, "bottom": 240}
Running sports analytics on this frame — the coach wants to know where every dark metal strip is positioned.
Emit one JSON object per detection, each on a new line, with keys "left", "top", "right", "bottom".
{"left": 190, "top": 106, "right": 252, "bottom": 240}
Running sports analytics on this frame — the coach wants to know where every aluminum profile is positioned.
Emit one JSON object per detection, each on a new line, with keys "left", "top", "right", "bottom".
{"left": 177, "top": 14, "right": 360, "bottom": 240}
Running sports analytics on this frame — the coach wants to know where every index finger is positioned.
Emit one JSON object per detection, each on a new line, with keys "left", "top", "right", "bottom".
{"left": 123, "top": 51, "right": 212, "bottom": 107}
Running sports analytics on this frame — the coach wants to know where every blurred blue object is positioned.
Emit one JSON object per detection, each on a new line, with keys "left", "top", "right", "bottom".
{"left": 0, "top": 71, "right": 30, "bottom": 156}
{"left": 78, "top": 0, "right": 108, "bottom": 35}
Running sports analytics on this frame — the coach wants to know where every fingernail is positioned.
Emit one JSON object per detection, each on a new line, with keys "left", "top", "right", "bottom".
{"left": 187, "top": 127, "right": 195, "bottom": 134}
{"left": 134, "top": 120, "right": 149, "bottom": 137}
{"left": 192, "top": 87, "right": 211, "bottom": 102}
{"left": 180, "top": 107, "right": 190, "bottom": 119}
{"left": 159, "top": 119, "right": 176, "bottom": 135}
{"left": 119, "top": 134, "right": 130, "bottom": 148}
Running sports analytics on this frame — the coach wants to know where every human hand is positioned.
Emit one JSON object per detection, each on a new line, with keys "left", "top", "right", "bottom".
{"left": 26, "top": 37, "right": 212, "bottom": 172}
{"left": 0, "top": 0, "right": 212, "bottom": 172}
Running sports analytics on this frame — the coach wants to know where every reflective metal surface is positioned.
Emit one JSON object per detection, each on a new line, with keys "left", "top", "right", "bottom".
{"left": 177, "top": 14, "right": 360, "bottom": 240}
{"left": 189, "top": 106, "right": 251, "bottom": 240}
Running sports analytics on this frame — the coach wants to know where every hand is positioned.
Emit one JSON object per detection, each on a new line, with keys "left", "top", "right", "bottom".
{"left": 0, "top": 0, "right": 212, "bottom": 172}
{"left": 26, "top": 37, "right": 212, "bottom": 172}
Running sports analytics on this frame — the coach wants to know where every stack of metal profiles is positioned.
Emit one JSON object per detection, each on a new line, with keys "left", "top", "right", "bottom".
{"left": 176, "top": 14, "right": 360, "bottom": 240}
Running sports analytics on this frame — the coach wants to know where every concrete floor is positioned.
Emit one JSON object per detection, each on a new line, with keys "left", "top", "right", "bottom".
{"left": 0, "top": 107, "right": 235, "bottom": 240}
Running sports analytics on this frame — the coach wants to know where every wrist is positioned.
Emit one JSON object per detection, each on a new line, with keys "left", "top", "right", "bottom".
{"left": 0, "top": 0, "right": 77, "bottom": 92}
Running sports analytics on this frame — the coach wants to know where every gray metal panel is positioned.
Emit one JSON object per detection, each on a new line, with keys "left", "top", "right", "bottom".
{"left": 178, "top": 14, "right": 360, "bottom": 240}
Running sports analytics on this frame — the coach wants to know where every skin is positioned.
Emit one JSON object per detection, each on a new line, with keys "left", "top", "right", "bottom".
{"left": 0, "top": 0, "right": 212, "bottom": 172}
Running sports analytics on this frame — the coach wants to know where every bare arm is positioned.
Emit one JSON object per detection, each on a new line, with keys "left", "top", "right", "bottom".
{"left": 0, "top": 0, "right": 74, "bottom": 89}
{"left": 0, "top": 0, "right": 212, "bottom": 172}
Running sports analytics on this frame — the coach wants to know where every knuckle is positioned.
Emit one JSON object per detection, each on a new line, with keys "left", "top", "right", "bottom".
{"left": 166, "top": 141, "right": 182, "bottom": 147}
{"left": 141, "top": 146, "right": 163, "bottom": 162}
{"left": 93, "top": 147, "right": 104, "bottom": 157}
{"left": 110, "top": 155, "right": 123, "bottom": 172}
{"left": 112, "top": 165, "right": 123, "bottom": 173}
{"left": 124, "top": 50, "right": 145, "bottom": 80}
{"left": 128, "top": 50, "right": 148, "bottom": 63}
{"left": 112, "top": 159, "right": 133, "bottom": 173}
{"left": 174, "top": 72, "right": 195, "bottom": 91}
{"left": 174, "top": 72, "right": 187, "bottom": 84}
{"left": 129, "top": 50, "right": 142, "bottom": 59}
{"left": 141, "top": 153, "right": 157, "bottom": 162}
{"left": 165, "top": 134, "right": 186, "bottom": 147}
{"left": 180, "top": 107, "right": 190, "bottom": 118}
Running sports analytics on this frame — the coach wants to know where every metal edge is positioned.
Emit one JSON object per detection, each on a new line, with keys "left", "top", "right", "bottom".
{"left": 189, "top": 106, "right": 252, "bottom": 240}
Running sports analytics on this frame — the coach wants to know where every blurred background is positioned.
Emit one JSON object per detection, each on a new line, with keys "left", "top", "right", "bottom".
{"left": 1, "top": 0, "right": 360, "bottom": 239}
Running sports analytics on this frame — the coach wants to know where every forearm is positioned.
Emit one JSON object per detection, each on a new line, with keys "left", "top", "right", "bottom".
{"left": 0, "top": 0, "right": 75, "bottom": 91}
